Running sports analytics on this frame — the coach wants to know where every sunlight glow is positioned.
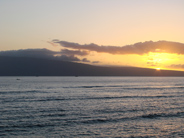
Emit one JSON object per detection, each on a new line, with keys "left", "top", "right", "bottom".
{"left": 144, "top": 52, "right": 179, "bottom": 70}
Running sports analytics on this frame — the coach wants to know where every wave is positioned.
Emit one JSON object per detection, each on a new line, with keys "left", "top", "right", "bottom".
{"left": 2, "top": 111, "right": 183, "bottom": 128}
{"left": 1, "top": 97, "right": 68, "bottom": 103}
{"left": 68, "top": 111, "right": 184, "bottom": 125}
{"left": 63, "top": 85, "right": 184, "bottom": 90}
{"left": 1, "top": 110, "right": 183, "bottom": 135}
{"left": 141, "top": 111, "right": 184, "bottom": 119}
{"left": 40, "top": 113, "right": 66, "bottom": 117}
{"left": 34, "top": 95, "right": 179, "bottom": 102}
{"left": 39, "top": 109, "right": 65, "bottom": 113}
{"left": 36, "top": 98, "right": 66, "bottom": 102}
{"left": 0, "top": 90, "right": 48, "bottom": 94}
{"left": 0, "top": 122, "right": 57, "bottom": 130}
{"left": 1, "top": 85, "right": 184, "bottom": 95}
{"left": 85, "top": 95, "right": 178, "bottom": 100}
{"left": 2, "top": 94, "right": 180, "bottom": 104}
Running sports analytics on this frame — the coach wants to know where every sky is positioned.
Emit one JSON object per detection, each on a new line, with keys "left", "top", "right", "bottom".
{"left": 1, "top": 0, "right": 184, "bottom": 71}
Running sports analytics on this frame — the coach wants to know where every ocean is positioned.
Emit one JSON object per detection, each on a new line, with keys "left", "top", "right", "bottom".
{"left": 0, "top": 77, "right": 184, "bottom": 138}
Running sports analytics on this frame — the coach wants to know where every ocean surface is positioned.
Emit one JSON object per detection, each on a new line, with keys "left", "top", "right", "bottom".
{"left": 0, "top": 77, "right": 184, "bottom": 138}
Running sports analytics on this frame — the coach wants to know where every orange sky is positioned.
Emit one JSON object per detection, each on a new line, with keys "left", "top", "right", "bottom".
{"left": 49, "top": 40, "right": 184, "bottom": 71}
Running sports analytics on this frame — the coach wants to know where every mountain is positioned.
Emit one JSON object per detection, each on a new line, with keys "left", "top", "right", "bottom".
{"left": 1, "top": 56, "right": 184, "bottom": 76}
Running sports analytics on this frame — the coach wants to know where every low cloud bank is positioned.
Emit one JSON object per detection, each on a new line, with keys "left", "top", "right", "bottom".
{"left": 2, "top": 40, "right": 184, "bottom": 64}
{"left": 53, "top": 40, "right": 184, "bottom": 55}
{"left": 0, "top": 49, "right": 91, "bottom": 62}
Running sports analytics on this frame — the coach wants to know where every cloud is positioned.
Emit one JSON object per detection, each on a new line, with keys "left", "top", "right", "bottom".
{"left": 61, "top": 49, "right": 89, "bottom": 56}
{"left": 169, "top": 64, "right": 184, "bottom": 69}
{"left": 47, "top": 41, "right": 58, "bottom": 47}
{"left": 147, "top": 62, "right": 157, "bottom": 66}
{"left": 0, "top": 48, "right": 90, "bottom": 62}
{"left": 55, "top": 55, "right": 81, "bottom": 62}
{"left": 92, "top": 61, "right": 100, "bottom": 64}
{"left": 0, "top": 49, "right": 55, "bottom": 58}
{"left": 82, "top": 58, "right": 90, "bottom": 62}
{"left": 53, "top": 40, "right": 184, "bottom": 55}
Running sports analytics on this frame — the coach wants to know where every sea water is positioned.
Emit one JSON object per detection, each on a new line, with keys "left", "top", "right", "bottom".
{"left": 0, "top": 77, "right": 184, "bottom": 138}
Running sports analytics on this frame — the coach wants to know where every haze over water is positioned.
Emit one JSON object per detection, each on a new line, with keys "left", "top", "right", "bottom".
{"left": 0, "top": 77, "right": 184, "bottom": 137}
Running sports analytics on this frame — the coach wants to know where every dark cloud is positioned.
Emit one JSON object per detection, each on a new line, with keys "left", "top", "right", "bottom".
{"left": 0, "top": 48, "right": 89, "bottom": 62}
{"left": 0, "top": 49, "right": 56, "bottom": 58}
{"left": 61, "top": 49, "right": 89, "bottom": 56}
{"left": 53, "top": 40, "right": 184, "bottom": 55}
{"left": 92, "top": 61, "right": 100, "bottom": 64}
{"left": 82, "top": 58, "right": 90, "bottom": 62}
{"left": 55, "top": 55, "right": 81, "bottom": 62}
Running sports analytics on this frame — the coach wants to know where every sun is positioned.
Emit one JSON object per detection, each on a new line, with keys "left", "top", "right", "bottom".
{"left": 156, "top": 68, "right": 161, "bottom": 71}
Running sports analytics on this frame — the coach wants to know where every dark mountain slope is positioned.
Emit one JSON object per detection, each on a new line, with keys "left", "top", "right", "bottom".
{"left": 0, "top": 56, "right": 184, "bottom": 76}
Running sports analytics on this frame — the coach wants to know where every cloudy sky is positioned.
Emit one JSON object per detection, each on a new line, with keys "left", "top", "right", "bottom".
{"left": 1, "top": 0, "right": 184, "bottom": 70}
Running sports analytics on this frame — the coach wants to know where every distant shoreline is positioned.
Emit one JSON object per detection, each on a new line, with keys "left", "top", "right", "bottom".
{"left": 1, "top": 56, "right": 184, "bottom": 76}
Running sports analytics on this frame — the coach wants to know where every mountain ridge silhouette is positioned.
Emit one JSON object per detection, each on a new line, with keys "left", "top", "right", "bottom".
{"left": 1, "top": 56, "right": 184, "bottom": 76}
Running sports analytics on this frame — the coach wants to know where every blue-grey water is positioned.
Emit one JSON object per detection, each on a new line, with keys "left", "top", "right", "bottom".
{"left": 0, "top": 77, "right": 184, "bottom": 138}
